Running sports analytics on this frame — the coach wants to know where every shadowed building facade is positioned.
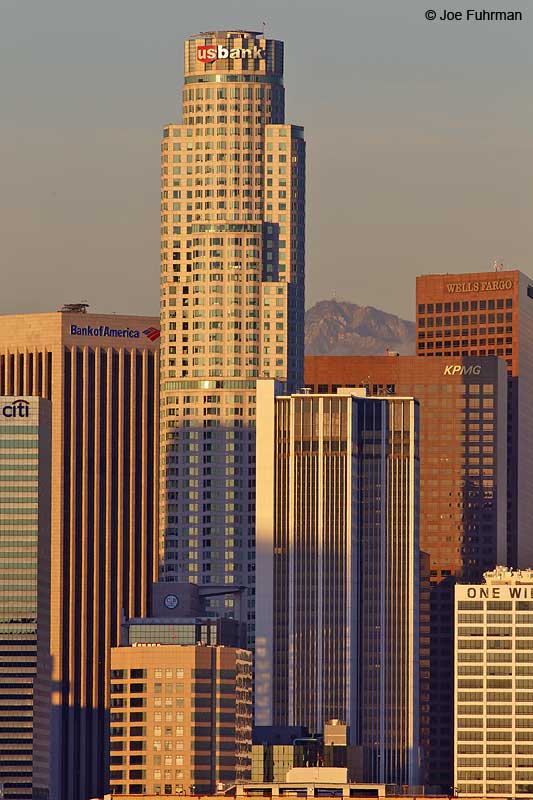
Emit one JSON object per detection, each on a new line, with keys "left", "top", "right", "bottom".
{"left": 159, "top": 31, "right": 305, "bottom": 646}
{"left": 304, "top": 354, "right": 508, "bottom": 790}
{"left": 0, "top": 309, "right": 159, "bottom": 800}
{"left": 255, "top": 382, "right": 421, "bottom": 788}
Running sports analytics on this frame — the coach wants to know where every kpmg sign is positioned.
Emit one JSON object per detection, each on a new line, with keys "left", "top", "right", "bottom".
{"left": 1, "top": 399, "right": 30, "bottom": 418}
{"left": 443, "top": 365, "right": 482, "bottom": 376}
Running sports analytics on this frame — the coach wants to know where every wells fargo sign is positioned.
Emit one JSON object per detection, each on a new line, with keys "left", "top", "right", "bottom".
{"left": 446, "top": 279, "right": 513, "bottom": 294}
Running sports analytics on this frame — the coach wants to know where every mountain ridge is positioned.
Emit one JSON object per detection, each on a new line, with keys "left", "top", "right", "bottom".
{"left": 305, "top": 299, "right": 416, "bottom": 356}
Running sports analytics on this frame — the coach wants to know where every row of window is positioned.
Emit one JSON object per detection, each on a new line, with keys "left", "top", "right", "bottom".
{"left": 181, "top": 87, "right": 273, "bottom": 102}
{"left": 419, "top": 299, "right": 513, "bottom": 313}
{"left": 459, "top": 601, "right": 533, "bottom": 610}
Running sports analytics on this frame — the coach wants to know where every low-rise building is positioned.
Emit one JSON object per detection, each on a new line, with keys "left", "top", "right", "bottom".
{"left": 109, "top": 643, "right": 252, "bottom": 796}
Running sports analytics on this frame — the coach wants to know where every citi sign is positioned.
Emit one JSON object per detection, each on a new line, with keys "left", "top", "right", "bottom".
{"left": 196, "top": 44, "right": 265, "bottom": 63}
{"left": 1, "top": 399, "right": 29, "bottom": 418}
{"left": 443, "top": 365, "right": 481, "bottom": 376}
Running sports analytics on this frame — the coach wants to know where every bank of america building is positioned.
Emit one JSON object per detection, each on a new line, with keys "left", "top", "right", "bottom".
{"left": 159, "top": 31, "right": 305, "bottom": 644}
{"left": 0, "top": 309, "right": 159, "bottom": 800}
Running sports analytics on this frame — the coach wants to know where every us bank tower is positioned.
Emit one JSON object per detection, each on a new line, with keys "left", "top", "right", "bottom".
{"left": 159, "top": 31, "right": 305, "bottom": 643}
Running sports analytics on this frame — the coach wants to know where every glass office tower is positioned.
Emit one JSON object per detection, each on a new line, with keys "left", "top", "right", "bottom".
{"left": 0, "top": 396, "right": 51, "bottom": 800}
{"left": 255, "top": 383, "right": 421, "bottom": 788}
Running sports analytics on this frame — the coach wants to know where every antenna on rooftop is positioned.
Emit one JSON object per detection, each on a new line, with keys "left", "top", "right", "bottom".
{"left": 493, "top": 260, "right": 504, "bottom": 272}
{"left": 261, "top": 20, "right": 267, "bottom": 34}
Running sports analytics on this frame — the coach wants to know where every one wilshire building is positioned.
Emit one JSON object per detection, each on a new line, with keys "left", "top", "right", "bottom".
{"left": 255, "top": 383, "right": 422, "bottom": 788}
{"left": 159, "top": 31, "right": 305, "bottom": 642}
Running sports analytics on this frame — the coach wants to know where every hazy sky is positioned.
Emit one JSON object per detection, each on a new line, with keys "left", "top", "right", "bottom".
{"left": 1, "top": 0, "right": 532, "bottom": 320}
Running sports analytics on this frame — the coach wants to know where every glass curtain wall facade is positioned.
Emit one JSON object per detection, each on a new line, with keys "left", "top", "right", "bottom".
{"left": 0, "top": 397, "right": 51, "bottom": 800}
{"left": 255, "top": 384, "right": 421, "bottom": 788}
{"left": 159, "top": 32, "right": 305, "bottom": 646}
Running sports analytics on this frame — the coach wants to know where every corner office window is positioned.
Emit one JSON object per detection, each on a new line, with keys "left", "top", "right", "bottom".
{"left": 528, "top": 286, "right": 533, "bottom": 299}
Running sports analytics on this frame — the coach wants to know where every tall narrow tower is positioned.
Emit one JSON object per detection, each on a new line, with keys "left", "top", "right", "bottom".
{"left": 159, "top": 31, "right": 305, "bottom": 643}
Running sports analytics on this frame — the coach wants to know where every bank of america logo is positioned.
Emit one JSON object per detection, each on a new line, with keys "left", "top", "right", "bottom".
{"left": 143, "top": 327, "right": 160, "bottom": 342}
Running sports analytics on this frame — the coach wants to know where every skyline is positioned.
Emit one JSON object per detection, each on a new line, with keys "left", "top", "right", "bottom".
{"left": 2, "top": 0, "right": 532, "bottom": 320}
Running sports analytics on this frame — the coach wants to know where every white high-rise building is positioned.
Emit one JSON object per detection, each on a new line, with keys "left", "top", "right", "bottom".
{"left": 159, "top": 31, "right": 305, "bottom": 644}
{"left": 455, "top": 567, "right": 533, "bottom": 797}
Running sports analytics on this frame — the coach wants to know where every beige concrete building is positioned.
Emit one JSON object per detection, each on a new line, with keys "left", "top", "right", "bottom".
{"left": 0, "top": 308, "right": 160, "bottom": 800}
{"left": 159, "top": 31, "right": 305, "bottom": 644}
{"left": 455, "top": 567, "right": 533, "bottom": 797}
{"left": 0, "top": 397, "right": 51, "bottom": 800}
{"left": 109, "top": 644, "right": 252, "bottom": 795}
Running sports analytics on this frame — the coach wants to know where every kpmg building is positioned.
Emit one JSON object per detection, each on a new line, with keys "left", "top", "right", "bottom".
{"left": 158, "top": 31, "right": 305, "bottom": 646}
{"left": 255, "top": 382, "right": 421, "bottom": 788}
{"left": 0, "top": 396, "right": 51, "bottom": 800}
{"left": 304, "top": 354, "right": 508, "bottom": 789}
{"left": 416, "top": 270, "right": 533, "bottom": 569}
{"left": 0, "top": 308, "right": 159, "bottom": 800}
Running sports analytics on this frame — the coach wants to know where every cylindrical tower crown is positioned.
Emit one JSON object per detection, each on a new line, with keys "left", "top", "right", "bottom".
{"left": 184, "top": 30, "right": 284, "bottom": 83}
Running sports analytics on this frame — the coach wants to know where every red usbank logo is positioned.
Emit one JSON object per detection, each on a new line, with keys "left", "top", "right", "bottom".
{"left": 196, "top": 44, "right": 265, "bottom": 63}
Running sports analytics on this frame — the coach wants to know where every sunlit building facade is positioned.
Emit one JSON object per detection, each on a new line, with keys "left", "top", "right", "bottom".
{"left": 109, "top": 644, "right": 252, "bottom": 796}
{"left": 159, "top": 31, "right": 305, "bottom": 645}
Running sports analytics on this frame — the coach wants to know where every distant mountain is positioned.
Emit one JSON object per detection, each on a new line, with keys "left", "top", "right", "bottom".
{"left": 305, "top": 300, "right": 416, "bottom": 356}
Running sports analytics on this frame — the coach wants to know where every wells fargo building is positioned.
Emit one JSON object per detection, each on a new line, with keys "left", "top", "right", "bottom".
{"left": 159, "top": 31, "right": 305, "bottom": 644}
{"left": 416, "top": 270, "right": 533, "bottom": 569}
{"left": 0, "top": 309, "right": 159, "bottom": 800}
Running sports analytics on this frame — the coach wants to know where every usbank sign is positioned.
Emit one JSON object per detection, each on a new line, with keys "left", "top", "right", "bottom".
{"left": 197, "top": 44, "right": 265, "bottom": 63}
